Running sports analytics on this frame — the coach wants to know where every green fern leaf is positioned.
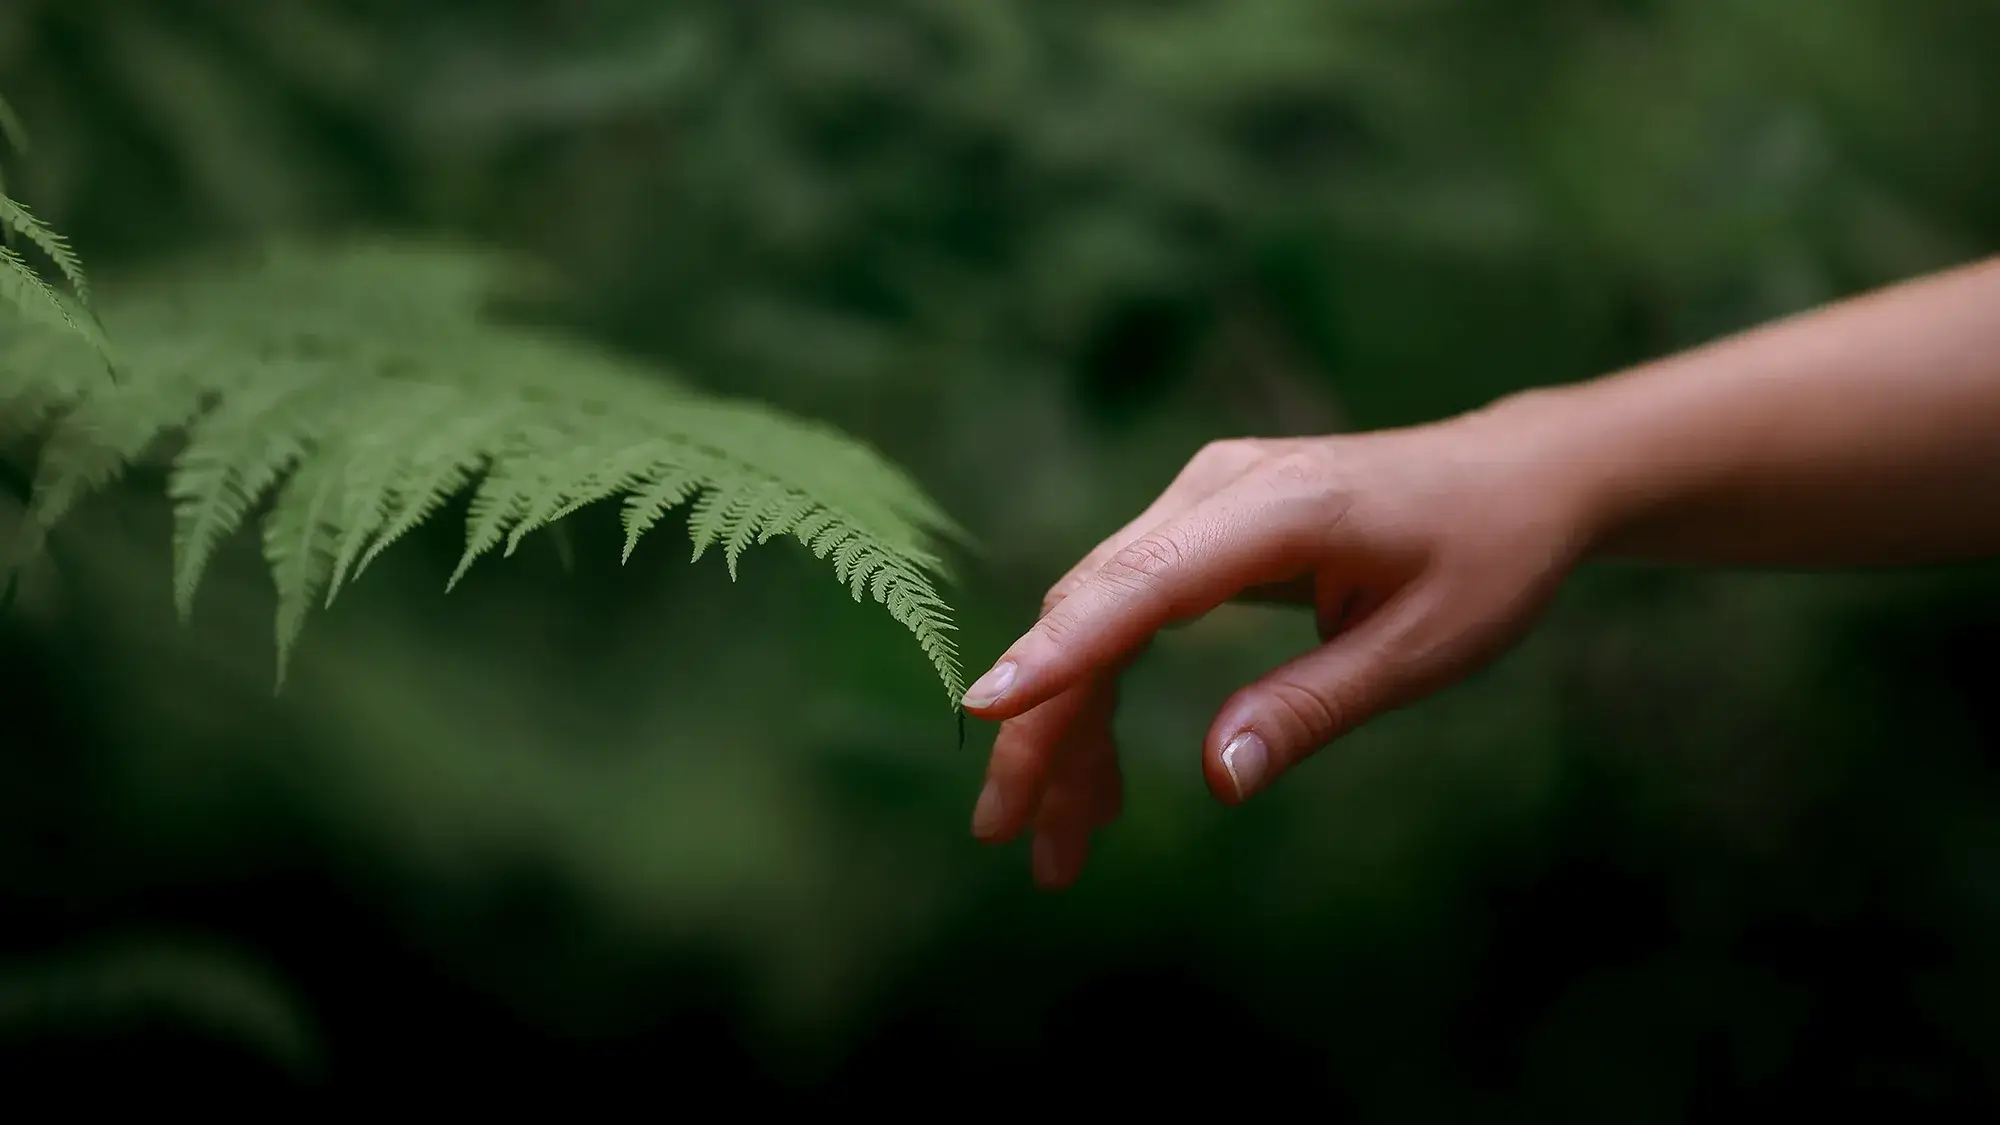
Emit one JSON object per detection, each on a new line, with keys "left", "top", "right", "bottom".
{"left": 0, "top": 244, "right": 97, "bottom": 346}
{"left": 262, "top": 454, "right": 346, "bottom": 688}
{"left": 0, "top": 98, "right": 106, "bottom": 356}
{"left": 445, "top": 447, "right": 542, "bottom": 592}
{"left": 619, "top": 462, "right": 703, "bottom": 563}
{"left": 342, "top": 395, "right": 527, "bottom": 594}
{"left": 9, "top": 365, "right": 208, "bottom": 571}
{"left": 0, "top": 240, "right": 969, "bottom": 703}
{"left": 504, "top": 444, "right": 662, "bottom": 555}
{"left": 169, "top": 365, "right": 333, "bottom": 619}
{"left": 0, "top": 320, "right": 101, "bottom": 446}
{"left": 312, "top": 383, "right": 466, "bottom": 603}
{"left": 684, "top": 482, "right": 737, "bottom": 565}
{"left": 0, "top": 195, "right": 91, "bottom": 308}
{"left": 498, "top": 441, "right": 641, "bottom": 559}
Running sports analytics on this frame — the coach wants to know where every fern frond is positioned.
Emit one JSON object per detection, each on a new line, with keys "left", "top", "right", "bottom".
{"left": 169, "top": 363, "right": 338, "bottom": 620}
{"left": 317, "top": 382, "right": 474, "bottom": 602}
{"left": 507, "top": 444, "right": 667, "bottom": 552}
{"left": 0, "top": 195, "right": 90, "bottom": 307}
{"left": 0, "top": 244, "right": 99, "bottom": 347}
{"left": 5, "top": 364, "right": 208, "bottom": 571}
{"left": 620, "top": 464, "right": 704, "bottom": 564}
{"left": 2, "top": 240, "right": 967, "bottom": 704}
{"left": 261, "top": 454, "right": 345, "bottom": 687}
{"left": 0, "top": 96, "right": 110, "bottom": 361}
{"left": 342, "top": 393, "right": 527, "bottom": 595}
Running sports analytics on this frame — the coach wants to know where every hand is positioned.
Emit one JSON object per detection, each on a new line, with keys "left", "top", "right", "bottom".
{"left": 961, "top": 411, "right": 1594, "bottom": 890}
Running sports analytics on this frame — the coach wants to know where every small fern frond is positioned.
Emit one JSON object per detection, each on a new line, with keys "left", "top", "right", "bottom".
{"left": 619, "top": 465, "right": 703, "bottom": 563}
{"left": 0, "top": 241, "right": 967, "bottom": 703}
{"left": 445, "top": 444, "right": 544, "bottom": 592}
{"left": 170, "top": 364, "right": 337, "bottom": 619}
{"left": 262, "top": 455, "right": 345, "bottom": 687}
{"left": 510, "top": 445, "right": 664, "bottom": 547}
{"left": 345, "top": 396, "right": 525, "bottom": 593}
{"left": 499, "top": 442, "right": 645, "bottom": 559}
{"left": 312, "top": 383, "right": 467, "bottom": 603}
{"left": 0, "top": 97, "right": 112, "bottom": 369}
{"left": 0, "top": 244, "right": 98, "bottom": 347}
{"left": 0, "top": 195, "right": 91, "bottom": 308}
{"left": 6, "top": 366, "right": 208, "bottom": 572}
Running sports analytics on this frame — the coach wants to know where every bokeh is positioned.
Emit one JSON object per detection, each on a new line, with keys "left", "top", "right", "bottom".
{"left": 3, "top": 1, "right": 1999, "bottom": 1114}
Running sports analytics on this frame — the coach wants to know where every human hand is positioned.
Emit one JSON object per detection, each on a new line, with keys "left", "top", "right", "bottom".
{"left": 961, "top": 408, "right": 1594, "bottom": 890}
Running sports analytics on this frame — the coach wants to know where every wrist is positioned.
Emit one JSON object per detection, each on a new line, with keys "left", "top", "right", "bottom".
{"left": 1452, "top": 382, "right": 1658, "bottom": 564}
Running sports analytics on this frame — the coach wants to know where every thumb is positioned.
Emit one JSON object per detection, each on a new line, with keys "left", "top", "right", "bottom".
{"left": 1201, "top": 577, "right": 1469, "bottom": 805}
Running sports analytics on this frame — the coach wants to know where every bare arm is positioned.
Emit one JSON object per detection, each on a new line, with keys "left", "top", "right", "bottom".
{"left": 1494, "top": 255, "right": 2000, "bottom": 567}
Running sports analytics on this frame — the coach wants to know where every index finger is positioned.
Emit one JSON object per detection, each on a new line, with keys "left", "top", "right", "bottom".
{"left": 961, "top": 481, "right": 1322, "bottom": 720}
{"left": 1038, "top": 438, "right": 1270, "bottom": 617}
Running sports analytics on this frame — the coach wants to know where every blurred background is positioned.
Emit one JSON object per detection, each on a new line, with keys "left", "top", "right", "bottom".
{"left": 3, "top": 0, "right": 2000, "bottom": 1114}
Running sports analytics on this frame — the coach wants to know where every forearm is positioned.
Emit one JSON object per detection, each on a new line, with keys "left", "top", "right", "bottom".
{"left": 1484, "top": 255, "right": 2000, "bottom": 568}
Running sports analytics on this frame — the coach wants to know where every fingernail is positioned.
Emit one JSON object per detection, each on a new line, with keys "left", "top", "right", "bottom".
{"left": 1221, "top": 731, "right": 1270, "bottom": 801}
{"left": 971, "top": 780, "right": 1006, "bottom": 837}
{"left": 962, "top": 660, "right": 1017, "bottom": 709}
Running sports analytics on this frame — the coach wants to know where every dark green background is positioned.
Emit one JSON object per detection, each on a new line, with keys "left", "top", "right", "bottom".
{"left": 3, "top": 1, "right": 1999, "bottom": 1115}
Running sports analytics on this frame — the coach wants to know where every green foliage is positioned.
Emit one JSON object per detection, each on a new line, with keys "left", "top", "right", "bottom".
{"left": 401, "top": 0, "right": 1992, "bottom": 429}
{"left": 0, "top": 95, "right": 102, "bottom": 351}
{"left": 0, "top": 240, "right": 966, "bottom": 702}
{"left": 0, "top": 938, "right": 319, "bottom": 1078}
{"left": 0, "top": 0, "right": 1995, "bottom": 1108}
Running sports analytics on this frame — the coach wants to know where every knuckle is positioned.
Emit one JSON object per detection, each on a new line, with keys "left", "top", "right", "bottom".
{"left": 1189, "top": 438, "right": 1263, "bottom": 476}
{"left": 1381, "top": 636, "right": 1430, "bottom": 687}
{"left": 1261, "top": 450, "right": 1323, "bottom": 489}
{"left": 988, "top": 723, "right": 1043, "bottom": 774}
{"left": 1098, "top": 530, "right": 1188, "bottom": 596}
{"left": 1190, "top": 438, "right": 1239, "bottom": 469}
{"left": 1032, "top": 605, "right": 1085, "bottom": 648}
{"left": 1040, "top": 577, "right": 1082, "bottom": 618}
{"left": 1035, "top": 785, "right": 1091, "bottom": 828}
{"left": 1261, "top": 677, "right": 1347, "bottom": 748}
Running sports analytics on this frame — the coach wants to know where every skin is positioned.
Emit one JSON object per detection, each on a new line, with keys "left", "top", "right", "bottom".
{"left": 961, "top": 254, "right": 2000, "bottom": 891}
